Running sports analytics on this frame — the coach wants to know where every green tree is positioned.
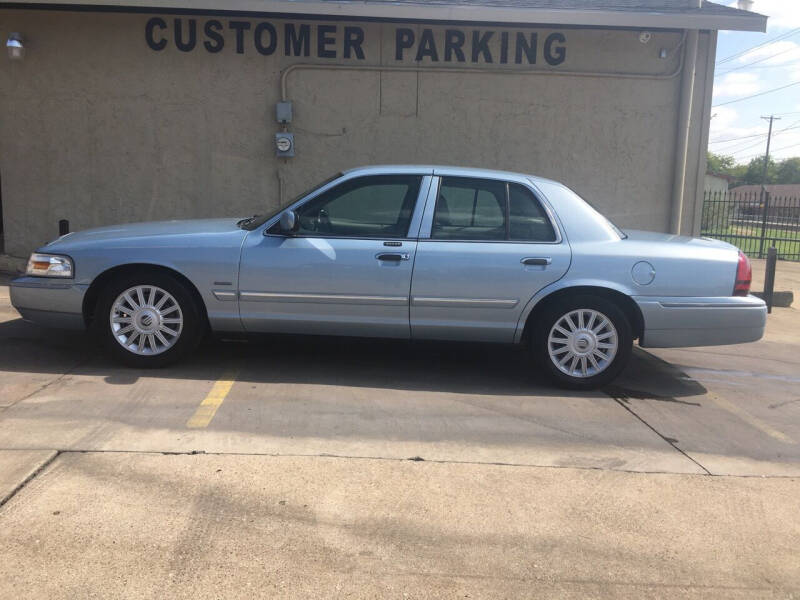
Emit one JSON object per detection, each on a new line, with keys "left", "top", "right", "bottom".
{"left": 775, "top": 157, "right": 800, "bottom": 184}
{"left": 741, "top": 156, "right": 777, "bottom": 185}
{"left": 707, "top": 151, "right": 736, "bottom": 174}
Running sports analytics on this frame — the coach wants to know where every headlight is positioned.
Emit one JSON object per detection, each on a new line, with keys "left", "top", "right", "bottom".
{"left": 26, "top": 253, "right": 74, "bottom": 278}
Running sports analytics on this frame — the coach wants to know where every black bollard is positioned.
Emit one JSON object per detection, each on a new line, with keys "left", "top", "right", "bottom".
{"left": 58, "top": 219, "right": 69, "bottom": 236}
{"left": 764, "top": 246, "right": 777, "bottom": 314}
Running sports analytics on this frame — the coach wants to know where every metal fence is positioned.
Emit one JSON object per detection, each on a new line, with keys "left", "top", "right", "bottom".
{"left": 700, "top": 190, "right": 800, "bottom": 261}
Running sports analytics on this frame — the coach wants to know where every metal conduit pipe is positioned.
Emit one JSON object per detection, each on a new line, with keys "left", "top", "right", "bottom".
{"left": 279, "top": 31, "right": 687, "bottom": 102}
{"left": 669, "top": 2, "right": 702, "bottom": 235}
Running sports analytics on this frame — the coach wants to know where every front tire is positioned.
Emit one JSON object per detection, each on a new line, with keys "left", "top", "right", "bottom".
{"left": 533, "top": 295, "right": 632, "bottom": 390}
{"left": 93, "top": 271, "right": 204, "bottom": 367}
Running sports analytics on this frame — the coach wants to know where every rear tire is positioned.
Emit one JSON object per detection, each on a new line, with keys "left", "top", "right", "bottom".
{"left": 92, "top": 270, "right": 204, "bottom": 368}
{"left": 532, "top": 294, "right": 632, "bottom": 390}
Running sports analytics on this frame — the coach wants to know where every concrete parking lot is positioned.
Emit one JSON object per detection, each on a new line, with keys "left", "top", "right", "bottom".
{"left": 1, "top": 272, "right": 799, "bottom": 598}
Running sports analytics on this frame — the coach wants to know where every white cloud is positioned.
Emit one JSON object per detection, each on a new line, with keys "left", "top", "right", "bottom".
{"left": 758, "top": 0, "right": 800, "bottom": 31}
{"left": 709, "top": 108, "right": 800, "bottom": 162}
{"left": 713, "top": 72, "right": 763, "bottom": 98}
{"left": 708, "top": 106, "right": 767, "bottom": 158}
{"left": 737, "top": 40, "right": 800, "bottom": 65}
{"left": 710, "top": 106, "right": 741, "bottom": 136}
{"left": 728, "top": 0, "right": 800, "bottom": 31}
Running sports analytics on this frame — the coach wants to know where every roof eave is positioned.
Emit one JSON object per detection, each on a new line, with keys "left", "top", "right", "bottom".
{"left": 5, "top": 0, "right": 769, "bottom": 32}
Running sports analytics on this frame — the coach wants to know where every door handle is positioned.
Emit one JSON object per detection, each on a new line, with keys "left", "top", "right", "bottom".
{"left": 376, "top": 252, "right": 410, "bottom": 262}
{"left": 521, "top": 257, "right": 552, "bottom": 266}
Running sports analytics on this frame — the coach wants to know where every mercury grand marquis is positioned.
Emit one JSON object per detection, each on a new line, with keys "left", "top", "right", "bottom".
{"left": 10, "top": 166, "right": 767, "bottom": 388}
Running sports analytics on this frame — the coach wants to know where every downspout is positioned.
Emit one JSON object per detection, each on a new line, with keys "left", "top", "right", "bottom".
{"left": 670, "top": 1, "right": 702, "bottom": 235}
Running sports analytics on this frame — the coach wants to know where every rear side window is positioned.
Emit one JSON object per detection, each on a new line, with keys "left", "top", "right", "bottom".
{"left": 431, "top": 177, "right": 556, "bottom": 242}
{"left": 432, "top": 178, "right": 507, "bottom": 240}
{"left": 509, "top": 183, "right": 557, "bottom": 242}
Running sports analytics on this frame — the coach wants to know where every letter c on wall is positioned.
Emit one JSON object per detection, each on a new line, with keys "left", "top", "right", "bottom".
{"left": 145, "top": 17, "right": 168, "bottom": 51}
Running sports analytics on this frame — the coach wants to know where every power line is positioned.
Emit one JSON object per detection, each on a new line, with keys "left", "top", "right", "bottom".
{"left": 717, "top": 62, "right": 800, "bottom": 72}
{"left": 710, "top": 132, "right": 768, "bottom": 144}
{"left": 766, "top": 140, "right": 800, "bottom": 154}
{"left": 716, "top": 27, "right": 800, "bottom": 65}
{"left": 710, "top": 122, "right": 800, "bottom": 146}
{"left": 737, "top": 142, "right": 800, "bottom": 161}
{"left": 728, "top": 138, "right": 772, "bottom": 154}
{"left": 734, "top": 138, "right": 800, "bottom": 161}
{"left": 715, "top": 45, "right": 800, "bottom": 77}
{"left": 723, "top": 134, "right": 778, "bottom": 155}
{"left": 712, "top": 80, "right": 800, "bottom": 107}
{"left": 713, "top": 133, "right": 773, "bottom": 153}
{"left": 713, "top": 119, "right": 800, "bottom": 160}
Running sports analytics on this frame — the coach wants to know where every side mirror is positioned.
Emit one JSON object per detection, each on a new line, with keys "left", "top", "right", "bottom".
{"left": 279, "top": 210, "right": 298, "bottom": 234}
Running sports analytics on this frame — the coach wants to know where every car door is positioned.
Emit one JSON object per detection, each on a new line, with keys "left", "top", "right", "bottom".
{"left": 238, "top": 172, "right": 431, "bottom": 338}
{"left": 410, "top": 174, "right": 571, "bottom": 342}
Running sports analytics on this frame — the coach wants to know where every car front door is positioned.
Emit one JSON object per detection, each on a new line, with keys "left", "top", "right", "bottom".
{"left": 238, "top": 172, "right": 431, "bottom": 338}
{"left": 410, "top": 174, "right": 571, "bottom": 342}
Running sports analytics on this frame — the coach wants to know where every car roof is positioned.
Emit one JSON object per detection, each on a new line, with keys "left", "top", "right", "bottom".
{"left": 342, "top": 164, "right": 562, "bottom": 186}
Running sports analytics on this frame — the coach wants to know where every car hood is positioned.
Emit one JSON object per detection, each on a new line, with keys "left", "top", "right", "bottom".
{"left": 622, "top": 229, "right": 738, "bottom": 252}
{"left": 43, "top": 218, "right": 245, "bottom": 250}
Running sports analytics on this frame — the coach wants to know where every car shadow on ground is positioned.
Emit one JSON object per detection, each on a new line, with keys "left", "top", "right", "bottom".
{"left": 0, "top": 317, "right": 707, "bottom": 400}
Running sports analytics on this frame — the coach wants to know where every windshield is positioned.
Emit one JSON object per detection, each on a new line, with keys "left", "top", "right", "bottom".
{"left": 237, "top": 172, "right": 343, "bottom": 230}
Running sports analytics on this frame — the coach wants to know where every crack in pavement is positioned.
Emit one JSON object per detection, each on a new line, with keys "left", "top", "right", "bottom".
{"left": 3, "top": 447, "right": 794, "bottom": 479}
{"left": 604, "top": 393, "right": 713, "bottom": 476}
{"left": 0, "top": 351, "right": 97, "bottom": 413}
{"left": 0, "top": 450, "right": 60, "bottom": 508}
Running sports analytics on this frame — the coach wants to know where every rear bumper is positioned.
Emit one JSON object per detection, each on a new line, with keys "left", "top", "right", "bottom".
{"left": 10, "top": 277, "right": 88, "bottom": 330}
{"left": 635, "top": 295, "right": 767, "bottom": 348}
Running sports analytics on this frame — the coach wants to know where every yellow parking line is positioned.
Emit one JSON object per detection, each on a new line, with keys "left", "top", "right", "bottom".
{"left": 186, "top": 369, "right": 239, "bottom": 429}
{"left": 710, "top": 393, "right": 795, "bottom": 445}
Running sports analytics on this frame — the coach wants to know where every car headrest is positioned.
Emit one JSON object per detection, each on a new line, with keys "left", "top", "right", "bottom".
{"left": 434, "top": 194, "right": 452, "bottom": 227}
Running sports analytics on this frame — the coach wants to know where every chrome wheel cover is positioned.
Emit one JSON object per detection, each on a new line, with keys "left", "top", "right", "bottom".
{"left": 547, "top": 309, "right": 618, "bottom": 379}
{"left": 110, "top": 285, "right": 183, "bottom": 356}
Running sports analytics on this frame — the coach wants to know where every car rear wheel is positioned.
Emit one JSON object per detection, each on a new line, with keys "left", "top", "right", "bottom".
{"left": 93, "top": 271, "right": 203, "bottom": 367}
{"left": 533, "top": 295, "right": 632, "bottom": 389}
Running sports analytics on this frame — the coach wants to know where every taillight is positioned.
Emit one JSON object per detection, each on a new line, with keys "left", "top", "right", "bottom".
{"left": 733, "top": 250, "right": 752, "bottom": 296}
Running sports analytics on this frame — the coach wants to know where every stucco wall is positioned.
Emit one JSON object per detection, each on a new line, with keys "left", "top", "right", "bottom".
{"left": 0, "top": 9, "right": 711, "bottom": 257}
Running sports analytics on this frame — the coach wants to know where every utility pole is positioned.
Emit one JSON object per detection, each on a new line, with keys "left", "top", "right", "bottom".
{"left": 760, "top": 115, "right": 779, "bottom": 187}
{"left": 758, "top": 114, "right": 779, "bottom": 257}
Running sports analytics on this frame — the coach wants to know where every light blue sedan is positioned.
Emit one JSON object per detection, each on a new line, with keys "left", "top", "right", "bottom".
{"left": 10, "top": 166, "right": 767, "bottom": 388}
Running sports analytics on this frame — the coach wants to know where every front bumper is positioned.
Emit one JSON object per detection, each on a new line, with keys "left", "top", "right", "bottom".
{"left": 10, "top": 276, "right": 88, "bottom": 330}
{"left": 635, "top": 295, "right": 767, "bottom": 348}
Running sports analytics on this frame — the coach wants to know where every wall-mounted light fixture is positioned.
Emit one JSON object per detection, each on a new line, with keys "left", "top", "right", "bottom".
{"left": 7, "top": 33, "right": 24, "bottom": 60}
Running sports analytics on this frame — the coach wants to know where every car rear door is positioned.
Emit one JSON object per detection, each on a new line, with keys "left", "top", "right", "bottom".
{"left": 410, "top": 173, "right": 571, "bottom": 342}
{"left": 238, "top": 171, "right": 432, "bottom": 338}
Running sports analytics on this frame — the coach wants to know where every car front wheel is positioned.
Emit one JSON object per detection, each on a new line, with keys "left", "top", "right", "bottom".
{"left": 93, "top": 271, "right": 203, "bottom": 367}
{"left": 533, "top": 295, "right": 632, "bottom": 389}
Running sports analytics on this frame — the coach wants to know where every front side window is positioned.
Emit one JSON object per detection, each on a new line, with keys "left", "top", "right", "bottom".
{"left": 431, "top": 177, "right": 557, "bottom": 242}
{"left": 294, "top": 175, "right": 422, "bottom": 238}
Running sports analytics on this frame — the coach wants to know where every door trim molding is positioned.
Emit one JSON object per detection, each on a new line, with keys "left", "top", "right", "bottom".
{"left": 240, "top": 291, "right": 408, "bottom": 306}
{"left": 412, "top": 297, "right": 519, "bottom": 309}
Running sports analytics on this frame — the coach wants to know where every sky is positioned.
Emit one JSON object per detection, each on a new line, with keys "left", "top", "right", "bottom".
{"left": 709, "top": 0, "right": 800, "bottom": 165}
